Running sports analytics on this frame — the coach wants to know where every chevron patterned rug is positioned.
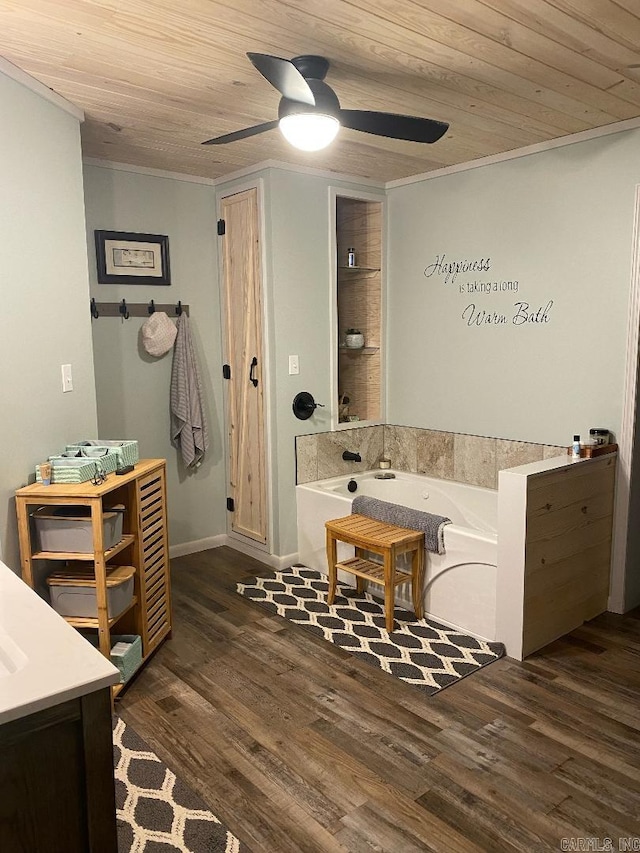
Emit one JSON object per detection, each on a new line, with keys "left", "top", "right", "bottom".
{"left": 237, "top": 567, "right": 504, "bottom": 695}
{"left": 113, "top": 717, "right": 244, "bottom": 853}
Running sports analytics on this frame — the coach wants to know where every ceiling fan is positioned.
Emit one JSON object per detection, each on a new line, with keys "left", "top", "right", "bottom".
{"left": 203, "top": 53, "right": 449, "bottom": 152}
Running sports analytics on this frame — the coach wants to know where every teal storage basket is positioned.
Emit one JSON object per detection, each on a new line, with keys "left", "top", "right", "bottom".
{"left": 82, "top": 633, "right": 142, "bottom": 684}
{"left": 60, "top": 447, "right": 120, "bottom": 474}
{"left": 36, "top": 457, "right": 103, "bottom": 484}
{"left": 110, "top": 634, "right": 143, "bottom": 683}
{"left": 67, "top": 440, "right": 139, "bottom": 469}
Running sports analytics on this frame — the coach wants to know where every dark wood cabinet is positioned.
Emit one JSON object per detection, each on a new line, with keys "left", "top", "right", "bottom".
{"left": 0, "top": 688, "right": 117, "bottom": 852}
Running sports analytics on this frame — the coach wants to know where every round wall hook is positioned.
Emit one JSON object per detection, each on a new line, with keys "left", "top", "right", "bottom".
{"left": 292, "top": 391, "right": 325, "bottom": 420}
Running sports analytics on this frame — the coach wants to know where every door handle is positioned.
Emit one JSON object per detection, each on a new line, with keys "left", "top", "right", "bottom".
{"left": 249, "top": 356, "right": 258, "bottom": 387}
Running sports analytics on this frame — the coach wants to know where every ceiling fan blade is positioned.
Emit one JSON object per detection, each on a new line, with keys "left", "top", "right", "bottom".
{"left": 339, "top": 109, "right": 449, "bottom": 143}
{"left": 202, "top": 120, "right": 279, "bottom": 145}
{"left": 247, "top": 52, "right": 315, "bottom": 105}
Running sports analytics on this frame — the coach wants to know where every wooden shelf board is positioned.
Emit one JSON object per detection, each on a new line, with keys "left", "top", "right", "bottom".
{"left": 338, "top": 346, "right": 379, "bottom": 355}
{"left": 338, "top": 266, "right": 380, "bottom": 277}
{"left": 62, "top": 595, "right": 138, "bottom": 629}
{"left": 32, "top": 534, "right": 135, "bottom": 562}
{"left": 16, "top": 459, "right": 165, "bottom": 498}
{"left": 337, "top": 558, "right": 411, "bottom": 587}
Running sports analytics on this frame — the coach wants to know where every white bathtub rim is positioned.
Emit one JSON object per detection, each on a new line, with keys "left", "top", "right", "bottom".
{"left": 301, "top": 469, "right": 496, "bottom": 496}
{"left": 298, "top": 469, "right": 498, "bottom": 540}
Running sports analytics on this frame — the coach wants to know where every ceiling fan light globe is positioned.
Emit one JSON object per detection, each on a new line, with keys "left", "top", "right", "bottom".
{"left": 279, "top": 113, "right": 340, "bottom": 151}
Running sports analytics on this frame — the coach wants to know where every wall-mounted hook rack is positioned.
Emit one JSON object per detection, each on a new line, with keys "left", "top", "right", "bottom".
{"left": 88, "top": 301, "right": 190, "bottom": 319}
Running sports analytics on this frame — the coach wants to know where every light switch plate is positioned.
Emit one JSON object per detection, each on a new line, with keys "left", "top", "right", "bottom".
{"left": 288, "top": 355, "right": 299, "bottom": 375}
{"left": 61, "top": 363, "right": 73, "bottom": 392}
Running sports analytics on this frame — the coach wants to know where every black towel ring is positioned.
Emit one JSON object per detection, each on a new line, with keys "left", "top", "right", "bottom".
{"left": 119, "top": 299, "right": 130, "bottom": 320}
{"left": 175, "top": 301, "right": 183, "bottom": 316}
{"left": 148, "top": 299, "right": 156, "bottom": 314}
{"left": 90, "top": 298, "right": 99, "bottom": 319}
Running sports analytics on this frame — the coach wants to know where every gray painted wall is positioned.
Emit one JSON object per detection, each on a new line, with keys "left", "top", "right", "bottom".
{"left": 83, "top": 165, "right": 226, "bottom": 548}
{"left": 0, "top": 72, "right": 98, "bottom": 571}
{"left": 386, "top": 129, "right": 640, "bottom": 609}
{"left": 386, "top": 131, "right": 637, "bottom": 446}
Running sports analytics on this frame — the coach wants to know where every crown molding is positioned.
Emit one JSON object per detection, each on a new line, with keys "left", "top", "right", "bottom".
{"left": 82, "top": 158, "right": 218, "bottom": 185}
{"left": 82, "top": 156, "right": 385, "bottom": 189}
{"left": 0, "top": 56, "right": 84, "bottom": 121}
{"left": 385, "top": 116, "right": 640, "bottom": 189}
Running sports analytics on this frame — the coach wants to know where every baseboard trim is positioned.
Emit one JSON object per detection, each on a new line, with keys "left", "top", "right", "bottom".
{"left": 226, "top": 535, "right": 298, "bottom": 570}
{"left": 169, "top": 534, "right": 297, "bottom": 569}
{"left": 169, "top": 535, "right": 226, "bottom": 558}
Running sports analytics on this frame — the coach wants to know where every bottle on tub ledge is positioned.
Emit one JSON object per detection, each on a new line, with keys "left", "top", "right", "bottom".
{"left": 572, "top": 434, "right": 581, "bottom": 460}
{"left": 569, "top": 429, "right": 614, "bottom": 460}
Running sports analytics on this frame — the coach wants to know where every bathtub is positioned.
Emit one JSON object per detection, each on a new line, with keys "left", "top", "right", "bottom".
{"left": 296, "top": 470, "right": 498, "bottom": 641}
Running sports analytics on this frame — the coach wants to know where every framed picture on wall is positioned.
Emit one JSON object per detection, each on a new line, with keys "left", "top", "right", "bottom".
{"left": 95, "top": 230, "right": 171, "bottom": 285}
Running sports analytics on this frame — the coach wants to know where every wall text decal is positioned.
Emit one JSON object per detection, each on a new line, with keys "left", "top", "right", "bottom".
{"left": 463, "top": 301, "right": 553, "bottom": 327}
{"left": 424, "top": 251, "right": 553, "bottom": 328}
{"left": 424, "top": 253, "right": 491, "bottom": 284}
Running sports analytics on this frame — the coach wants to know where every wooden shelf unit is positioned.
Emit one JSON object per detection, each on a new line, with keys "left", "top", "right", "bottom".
{"left": 336, "top": 195, "right": 383, "bottom": 425}
{"left": 15, "top": 459, "right": 172, "bottom": 695}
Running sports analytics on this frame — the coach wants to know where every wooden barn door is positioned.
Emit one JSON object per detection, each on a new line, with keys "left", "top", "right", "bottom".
{"left": 219, "top": 187, "right": 268, "bottom": 546}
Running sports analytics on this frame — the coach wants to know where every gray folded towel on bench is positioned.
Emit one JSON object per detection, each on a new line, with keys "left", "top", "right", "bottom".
{"left": 352, "top": 495, "right": 451, "bottom": 554}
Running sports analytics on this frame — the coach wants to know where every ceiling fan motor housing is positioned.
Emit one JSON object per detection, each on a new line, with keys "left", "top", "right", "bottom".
{"left": 278, "top": 79, "right": 341, "bottom": 119}
{"left": 290, "top": 55, "right": 330, "bottom": 81}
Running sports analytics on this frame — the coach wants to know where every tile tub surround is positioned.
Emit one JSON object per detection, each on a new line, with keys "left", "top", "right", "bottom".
{"left": 296, "top": 425, "right": 565, "bottom": 487}
{"left": 296, "top": 425, "right": 384, "bottom": 484}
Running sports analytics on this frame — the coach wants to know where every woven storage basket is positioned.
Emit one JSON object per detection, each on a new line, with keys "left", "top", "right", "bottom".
{"left": 110, "top": 634, "right": 143, "bottom": 683}
{"left": 82, "top": 633, "right": 142, "bottom": 684}
{"left": 60, "top": 447, "right": 120, "bottom": 474}
{"left": 36, "top": 457, "right": 102, "bottom": 484}
{"left": 67, "top": 440, "right": 139, "bottom": 468}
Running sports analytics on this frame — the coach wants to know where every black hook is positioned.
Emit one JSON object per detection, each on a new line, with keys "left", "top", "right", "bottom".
{"left": 119, "top": 299, "right": 130, "bottom": 320}
{"left": 175, "top": 300, "right": 183, "bottom": 316}
{"left": 90, "top": 298, "right": 99, "bottom": 319}
{"left": 148, "top": 299, "right": 156, "bottom": 314}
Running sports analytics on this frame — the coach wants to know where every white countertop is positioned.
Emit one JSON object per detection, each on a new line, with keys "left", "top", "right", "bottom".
{"left": 0, "top": 560, "right": 119, "bottom": 725}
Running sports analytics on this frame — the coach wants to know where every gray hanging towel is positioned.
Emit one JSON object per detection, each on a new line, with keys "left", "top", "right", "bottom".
{"left": 352, "top": 495, "right": 451, "bottom": 554}
{"left": 170, "top": 314, "right": 209, "bottom": 467}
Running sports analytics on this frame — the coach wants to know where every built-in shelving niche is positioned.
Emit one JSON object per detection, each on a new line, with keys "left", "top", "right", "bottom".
{"left": 335, "top": 193, "right": 384, "bottom": 427}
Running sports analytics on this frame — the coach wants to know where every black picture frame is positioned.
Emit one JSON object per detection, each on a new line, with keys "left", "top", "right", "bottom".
{"left": 95, "top": 230, "right": 171, "bottom": 285}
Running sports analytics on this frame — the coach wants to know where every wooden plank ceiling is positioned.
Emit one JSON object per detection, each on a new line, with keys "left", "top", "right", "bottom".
{"left": 1, "top": 0, "right": 640, "bottom": 183}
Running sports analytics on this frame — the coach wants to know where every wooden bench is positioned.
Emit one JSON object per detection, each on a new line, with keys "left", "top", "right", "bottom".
{"left": 325, "top": 513, "right": 425, "bottom": 633}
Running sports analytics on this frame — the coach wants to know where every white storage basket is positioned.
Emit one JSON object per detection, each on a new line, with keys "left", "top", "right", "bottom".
{"left": 32, "top": 504, "right": 125, "bottom": 553}
{"left": 47, "top": 564, "right": 135, "bottom": 619}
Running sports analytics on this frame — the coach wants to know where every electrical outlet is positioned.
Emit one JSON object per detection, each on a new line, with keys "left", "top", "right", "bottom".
{"left": 288, "top": 354, "right": 299, "bottom": 375}
{"left": 61, "top": 363, "right": 73, "bottom": 393}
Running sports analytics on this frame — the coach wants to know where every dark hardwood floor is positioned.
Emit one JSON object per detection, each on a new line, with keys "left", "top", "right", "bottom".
{"left": 118, "top": 547, "right": 640, "bottom": 852}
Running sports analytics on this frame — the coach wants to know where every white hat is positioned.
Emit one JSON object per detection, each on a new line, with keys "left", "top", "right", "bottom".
{"left": 141, "top": 311, "right": 177, "bottom": 357}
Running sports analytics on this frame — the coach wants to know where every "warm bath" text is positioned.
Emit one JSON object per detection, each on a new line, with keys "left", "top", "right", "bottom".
{"left": 462, "top": 300, "right": 553, "bottom": 327}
